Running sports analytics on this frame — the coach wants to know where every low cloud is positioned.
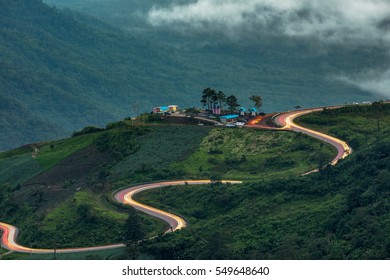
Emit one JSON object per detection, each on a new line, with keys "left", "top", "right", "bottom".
{"left": 339, "top": 69, "right": 390, "bottom": 98}
{"left": 148, "top": 0, "right": 390, "bottom": 44}
{"left": 148, "top": 0, "right": 390, "bottom": 97}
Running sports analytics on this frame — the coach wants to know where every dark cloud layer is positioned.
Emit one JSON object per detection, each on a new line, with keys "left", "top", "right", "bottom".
{"left": 148, "top": 0, "right": 390, "bottom": 97}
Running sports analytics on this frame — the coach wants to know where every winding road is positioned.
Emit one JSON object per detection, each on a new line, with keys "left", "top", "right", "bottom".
{"left": 0, "top": 106, "right": 352, "bottom": 255}
{"left": 0, "top": 180, "right": 241, "bottom": 254}
{"left": 273, "top": 108, "right": 352, "bottom": 166}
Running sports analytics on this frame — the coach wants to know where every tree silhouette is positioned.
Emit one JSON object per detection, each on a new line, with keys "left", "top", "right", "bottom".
{"left": 201, "top": 88, "right": 218, "bottom": 112}
{"left": 226, "top": 95, "right": 240, "bottom": 113}
{"left": 249, "top": 95, "right": 262, "bottom": 112}
{"left": 217, "top": 91, "right": 227, "bottom": 113}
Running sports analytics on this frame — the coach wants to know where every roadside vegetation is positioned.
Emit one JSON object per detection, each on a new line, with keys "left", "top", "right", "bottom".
{"left": 296, "top": 102, "right": 390, "bottom": 150}
{"left": 0, "top": 124, "right": 211, "bottom": 254}
{"left": 1, "top": 103, "right": 389, "bottom": 259}
{"left": 170, "top": 128, "right": 334, "bottom": 181}
{"left": 130, "top": 103, "right": 390, "bottom": 259}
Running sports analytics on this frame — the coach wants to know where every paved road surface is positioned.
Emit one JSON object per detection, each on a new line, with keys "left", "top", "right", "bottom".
{"left": 272, "top": 108, "right": 352, "bottom": 165}
{"left": 0, "top": 106, "right": 352, "bottom": 255}
{"left": 0, "top": 180, "right": 241, "bottom": 254}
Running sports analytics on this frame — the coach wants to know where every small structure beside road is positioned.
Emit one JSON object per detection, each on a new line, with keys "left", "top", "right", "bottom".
{"left": 220, "top": 114, "right": 239, "bottom": 124}
{"left": 152, "top": 105, "right": 178, "bottom": 114}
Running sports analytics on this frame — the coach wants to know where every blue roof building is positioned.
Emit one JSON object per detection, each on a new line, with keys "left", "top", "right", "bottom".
{"left": 159, "top": 106, "right": 169, "bottom": 112}
{"left": 220, "top": 114, "right": 239, "bottom": 119}
{"left": 220, "top": 114, "right": 239, "bottom": 123}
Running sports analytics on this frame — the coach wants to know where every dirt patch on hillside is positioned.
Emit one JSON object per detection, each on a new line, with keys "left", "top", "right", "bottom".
{"left": 14, "top": 145, "right": 114, "bottom": 211}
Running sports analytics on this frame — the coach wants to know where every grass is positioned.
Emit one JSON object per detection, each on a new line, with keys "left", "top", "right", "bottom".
{"left": 296, "top": 103, "right": 390, "bottom": 151}
{"left": 16, "top": 188, "right": 165, "bottom": 249}
{"left": 134, "top": 182, "right": 345, "bottom": 259}
{"left": 1, "top": 247, "right": 126, "bottom": 260}
{"left": 170, "top": 127, "right": 335, "bottom": 180}
{"left": 110, "top": 125, "right": 212, "bottom": 181}
{"left": 35, "top": 133, "right": 100, "bottom": 170}
{"left": 42, "top": 190, "right": 127, "bottom": 232}
{"left": 3, "top": 110, "right": 387, "bottom": 259}
{"left": 0, "top": 132, "right": 100, "bottom": 186}
{"left": 0, "top": 145, "right": 33, "bottom": 160}
{"left": 130, "top": 104, "right": 390, "bottom": 259}
{"left": 0, "top": 154, "right": 44, "bottom": 185}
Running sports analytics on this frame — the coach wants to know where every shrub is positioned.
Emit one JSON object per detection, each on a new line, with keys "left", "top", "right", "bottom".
{"left": 72, "top": 126, "right": 105, "bottom": 137}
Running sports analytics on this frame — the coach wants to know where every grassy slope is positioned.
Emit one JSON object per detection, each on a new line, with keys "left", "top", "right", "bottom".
{"left": 0, "top": 124, "right": 211, "bottom": 257}
{"left": 110, "top": 125, "right": 213, "bottom": 183}
{"left": 133, "top": 104, "right": 390, "bottom": 259}
{"left": 170, "top": 128, "right": 335, "bottom": 180}
{"left": 0, "top": 133, "right": 99, "bottom": 186}
{"left": 35, "top": 134, "right": 99, "bottom": 170}
{"left": 295, "top": 104, "right": 390, "bottom": 151}
{"left": 3, "top": 104, "right": 388, "bottom": 259}
{"left": 23, "top": 189, "right": 164, "bottom": 249}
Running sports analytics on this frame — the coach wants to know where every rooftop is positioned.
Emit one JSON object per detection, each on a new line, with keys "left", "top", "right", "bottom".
{"left": 220, "top": 114, "right": 239, "bottom": 119}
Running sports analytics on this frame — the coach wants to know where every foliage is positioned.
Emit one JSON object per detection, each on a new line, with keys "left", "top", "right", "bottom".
{"left": 170, "top": 128, "right": 334, "bottom": 180}
{"left": 72, "top": 126, "right": 105, "bottom": 137}
{"left": 200, "top": 88, "right": 227, "bottom": 113}
{"left": 226, "top": 95, "right": 240, "bottom": 113}
{"left": 123, "top": 208, "right": 145, "bottom": 259}
{"left": 109, "top": 125, "right": 211, "bottom": 182}
{"left": 1, "top": 104, "right": 390, "bottom": 259}
{"left": 95, "top": 127, "right": 149, "bottom": 160}
{"left": 36, "top": 134, "right": 98, "bottom": 170}
{"left": 1, "top": 0, "right": 385, "bottom": 151}
{"left": 133, "top": 106, "right": 390, "bottom": 259}
{"left": 249, "top": 95, "right": 262, "bottom": 111}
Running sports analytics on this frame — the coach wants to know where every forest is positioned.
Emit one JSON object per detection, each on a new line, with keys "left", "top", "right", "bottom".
{"left": 0, "top": 0, "right": 386, "bottom": 150}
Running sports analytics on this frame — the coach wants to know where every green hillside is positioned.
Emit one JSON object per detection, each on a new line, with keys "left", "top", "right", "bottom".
{"left": 134, "top": 104, "right": 390, "bottom": 259}
{"left": 0, "top": 104, "right": 389, "bottom": 259}
{"left": 0, "top": 0, "right": 194, "bottom": 150}
{"left": 0, "top": 114, "right": 333, "bottom": 255}
{"left": 1, "top": 0, "right": 385, "bottom": 150}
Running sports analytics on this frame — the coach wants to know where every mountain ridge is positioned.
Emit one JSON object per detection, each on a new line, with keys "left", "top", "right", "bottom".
{"left": 0, "top": 0, "right": 385, "bottom": 151}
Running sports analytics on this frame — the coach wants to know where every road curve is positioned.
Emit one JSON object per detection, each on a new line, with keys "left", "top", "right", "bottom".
{"left": 0, "top": 180, "right": 241, "bottom": 254}
{"left": 272, "top": 108, "right": 352, "bottom": 166}
{"left": 1, "top": 107, "right": 352, "bottom": 255}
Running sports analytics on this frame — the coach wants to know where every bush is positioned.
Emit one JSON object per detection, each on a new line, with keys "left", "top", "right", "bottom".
{"left": 72, "top": 126, "right": 105, "bottom": 137}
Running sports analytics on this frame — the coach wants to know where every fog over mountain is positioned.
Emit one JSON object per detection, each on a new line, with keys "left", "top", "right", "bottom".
{"left": 0, "top": 0, "right": 387, "bottom": 150}
{"left": 149, "top": 0, "right": 390, "bottom": 43}
{"left": 148, "top": 0, "right": 390, "bottom": 97}
{"left": 45, "top": 0, "right": 390, "bottom": 98}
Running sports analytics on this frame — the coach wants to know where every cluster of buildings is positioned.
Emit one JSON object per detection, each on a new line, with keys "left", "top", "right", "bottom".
{"left": 219, "top": 108, "right": 258, "bottom": 124}
{"left": 151, "top": 104, "right": 260, "bottom": 124}
{"left": 152, "top": 105, "right": 178, "bottom": 114}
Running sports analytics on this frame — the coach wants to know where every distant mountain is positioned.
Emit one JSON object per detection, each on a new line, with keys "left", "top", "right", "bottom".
{"left": 0, "top": 0, "right": 386, "bottom": 150}
{"left": 0, "top": 0, "right": 196, "bottom": 150}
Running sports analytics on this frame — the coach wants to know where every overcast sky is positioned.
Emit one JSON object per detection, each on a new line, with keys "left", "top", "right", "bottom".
{"left": 148, "top": 0, "right": 390, "bottom": 97}
{"left": 149, "top": 0, "right": 390, "bottom": 44}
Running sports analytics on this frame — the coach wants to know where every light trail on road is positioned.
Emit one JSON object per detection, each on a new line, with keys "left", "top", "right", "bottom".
{"left": 0, "top": 106, "right": 352, "bottom": 256}
{"left": 273, "top": 108, "right": 352, "bottom": 166}
{"left": 0, "top": 180, "right": 241, "bottom": 254}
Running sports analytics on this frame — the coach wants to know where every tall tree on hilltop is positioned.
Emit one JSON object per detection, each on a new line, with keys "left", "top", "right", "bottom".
{"left": 226, "top": 95, "right": 240, "bottom": 113}
{"left": 201, "top": 88, "right": 218, "bottom": 112}
{"left": 217, "top": 90, "right": 227, "bottom": 113}
{"left": 249, "top": 95, "right": 262, "bottom": 112}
